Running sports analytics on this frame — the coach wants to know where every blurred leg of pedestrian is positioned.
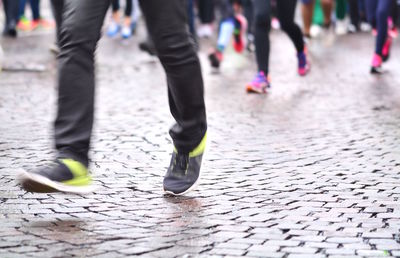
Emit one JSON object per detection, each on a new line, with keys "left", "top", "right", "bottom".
{"left": 242, "top": 0, "right": 255, "bottom": 52}
{"left": 121, "top": 0, "right": 133, "bottom": 39}
{"left": 247, "top": 0, "right": 309, "bottom": 94}
{"left": 131, "top": 0, "right": 140, "bottom": 30}
{"left": 28, "top": 0, "right": 40, "bottom": 29}
{"left": 388, "top": 0, "right": 398, "bottom": 38}
{"left": 19, "top": 0, "right": 207, "bottom": 196}
{"left": 208, "top": 0, "right": 236, "bottom": 69}
{"left": 141, "top": 0, "right": 207, "bottom": 195}
{"left": 277, "top": 0, "right": 305, "bottom": 54}
{"left": 366, "top": 0, "right": 392, "bottom": 73}
{"left": 396, "top": 1, "right": 400, "bottom": 27}
{"left": 187, "top": 0, "right": 195, "bottom": 36}
{"left": 246, "top": 0, "right": 271, "bottom": 93}
{"left": 187, "top": 0, "right": 199, "bottom": 50}
{"left": 320, "top": 0, "right": 334, "bottom": 27}
{"left": 358, "top": 0, "right": 372, "bottom": 31}
{"left": 348, "top": 0, "right": 360, "bottom": 32}
{"left": 3, "top": 0, "right": 19, "bottom": 37}
{"left": 18, "top": 0, "right": 27, "bottom": 19}
{"left": 17, "top": 0, "right": 31, "bottom": 31}
{"left": 301, "top": 0, "right": 315, "bottom": 38}
{"left": 31, "top": 0, "right": 40, "bottom": 21}
{"left": 49, "top": 0, "right": 64, "bottom": 54}
{"left": 51, "top": 0, "right": 63, "bottom": 44}
{"left": 107, "top": 0, "right": 122, "bottom": 37}
{"left": 335, "top": 0, "right": 347, "bottom": 34}
{"left": 197, "top": 0, "right": 214, "bottom": 38}
{"left": 242, "top": 0, "right": 254, "bottom": 35}
{"left": 29, "top": 0, "right": 41, "bottom": 29}
{"left": 277, "top": 0, "right": 310, "bottom": 76}
{"left": 107, "top": 0, "right": 134, "bottom": 39}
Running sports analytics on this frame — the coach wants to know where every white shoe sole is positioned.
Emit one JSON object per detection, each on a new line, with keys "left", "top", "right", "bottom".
{"left": 18, "top": 170, "right": 97, "bottom": 194}
{"left": 163, "top": 159, "right": 204, "bottom": 196}
{"left": 163, "top": 170, "right": 202, "bottom": 196}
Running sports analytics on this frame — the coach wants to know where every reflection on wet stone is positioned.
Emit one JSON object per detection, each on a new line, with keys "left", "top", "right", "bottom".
{"left": 1, "top": 5, "right": 400, "bottom": 257}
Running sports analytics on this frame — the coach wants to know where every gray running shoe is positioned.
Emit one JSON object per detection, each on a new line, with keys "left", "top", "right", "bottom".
{"left": 163, "top": 132, "right": 207, "bottom": 196}
{"left": 18, "top": 159, "right": 95, "bottom": 194}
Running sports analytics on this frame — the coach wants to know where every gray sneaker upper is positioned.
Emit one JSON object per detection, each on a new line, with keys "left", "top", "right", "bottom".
{"left": 163, "top": 152, "right": 203, "bottom": 195}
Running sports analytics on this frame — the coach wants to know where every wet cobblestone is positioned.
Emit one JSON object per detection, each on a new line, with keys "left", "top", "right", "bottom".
{"left": 1, "top": 22, "right": 400, "bottom": 257}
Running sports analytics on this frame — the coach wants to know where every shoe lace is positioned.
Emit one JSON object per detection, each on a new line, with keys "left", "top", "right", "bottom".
{"left": 174, "top": 153, "right": 189, "bottom": 174}
{"left": 252, "top": 72, "right": 267, "bottom": 84}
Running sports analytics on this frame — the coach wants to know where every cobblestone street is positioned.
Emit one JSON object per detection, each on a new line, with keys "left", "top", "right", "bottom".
{"left": 1, "top": 18, "right": 400, "bottom": 257}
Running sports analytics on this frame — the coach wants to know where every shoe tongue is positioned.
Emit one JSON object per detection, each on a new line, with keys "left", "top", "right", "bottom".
{"left": 176, "top": 153, "right": 188, "bottom": 169}
{"left": 35, "top": 160, "right": 74, "bottom": 181}
{"left": 255, "top": 73, "right": 265, "bottom": 82}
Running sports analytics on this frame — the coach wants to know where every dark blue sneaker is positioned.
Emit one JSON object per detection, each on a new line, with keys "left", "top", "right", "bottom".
{"left": 297, "top": 47, "right": 310, "bottom": 76}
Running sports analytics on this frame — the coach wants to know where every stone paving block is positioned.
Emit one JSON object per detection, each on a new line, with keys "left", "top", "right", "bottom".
{"left": 281, "top": 247, "right": 318, "bottom": 254}
{"left": 356, "top": 250, "right": 391, "bottom": 256}
{"left": 249, "top": 233, "right": 287, "bottom": 241}
{"left": 368, "top": 239, "right": 399, "bottom": 246}
{"left": 246, "top": 245, "right": 280, "bottom": 253}
{"left": 291, "top": 235, "right": 326, "bottom": 242}
{"left": 275, "top": 223, "right": 306, "bottom": 230}
{"left": 286, "top": 254, "right": 326, "bottom": 258}
{"left": 246, "top": 251, "right": 285, "bottom": 258}
{"left": 209, "top": 248, "right": 247, "bottom": 256}
{"left": 304, "top": 242, "right": 339, "bottom": 249}
{"left": 363, "top": 232, "right": 394, "bottom": 239}
{"left": 325, "top": 248, "right": 356, "bottom": 255}
{"left": 288, "top": 229, "right": 319, "bottom": 236}
{"left": 117, "top": 245, "right": 174, "bottom": 255}
{"left": 342, "top": 243, "right": 372, "bottom": 250}
{"left": 227, "top": 238, "right": 265, "bottom": 245}
{"left": 375, "top": 244, "right": 400, "bottom": 250}
{"left": 0, "top": 252, "right": 30, "bottom": 258}
{"left": 264, "top": 240, "right": 300, "bottom": 247}
{"left": 326, "top": 237, "right": 363, "bottom": 244}
{"left": 1, "top": 13, "right": 400, "bottom": 258}
{"left": 87, "top": 251, "right": 126, "bottom": 258}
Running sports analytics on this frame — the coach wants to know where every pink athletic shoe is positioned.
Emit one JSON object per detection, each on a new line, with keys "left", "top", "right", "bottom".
{"left": 297, "top": 47, "right": 310, "bottom": 76}
{"left": 370, "top": 53, "right": 383, "bottom": 74}
{"left": 246, "top": 72, "right": 270, "bottom": 93}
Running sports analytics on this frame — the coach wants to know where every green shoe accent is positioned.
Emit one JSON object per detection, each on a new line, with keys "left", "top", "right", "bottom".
{"left": 189, "top": 132, "right": 207, "bottom": 158}
{"left": 19, "top": 16, "right": 30, "bottom": 23}
{"left": 59, "top": 159, "right": 92, "bottom": 186}
{"left": 172, "top": 131, "right": 207, "bottom": 157}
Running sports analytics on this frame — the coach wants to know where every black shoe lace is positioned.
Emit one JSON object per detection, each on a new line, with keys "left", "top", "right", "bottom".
{"left": 174, "top": 153, "right": 189, "bottom": 174}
